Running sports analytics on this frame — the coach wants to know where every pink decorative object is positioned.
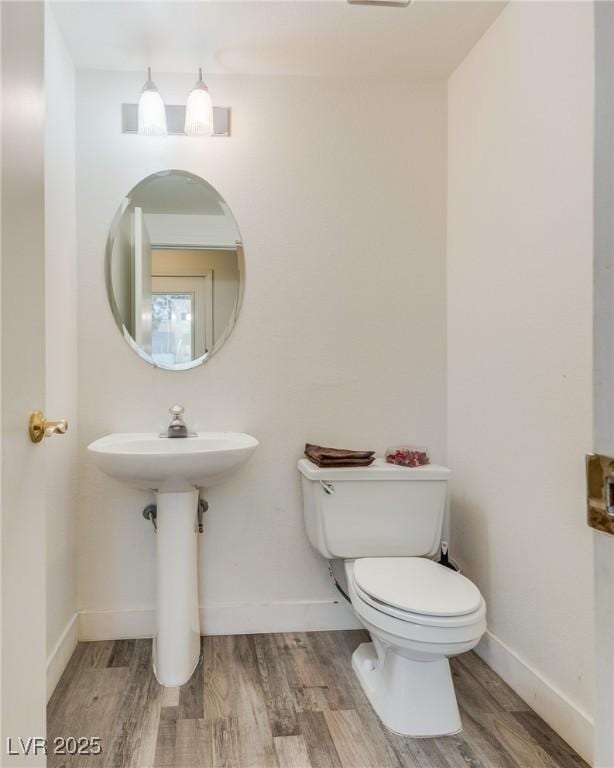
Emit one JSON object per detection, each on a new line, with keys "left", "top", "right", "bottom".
{"left": 385, "top": 445, "right": 430, "bottom": 468}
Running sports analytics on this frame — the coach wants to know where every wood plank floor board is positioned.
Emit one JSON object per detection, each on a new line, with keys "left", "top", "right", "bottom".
{"left": 428, "top": 733, "right": 484, "bottom": 768}
{"left": 254, "top": 633, "right": 299, "bottom": 737}
{"left": 343, "top": 700, "right": 402, "bottom": 768}
{"left": 108, "top": 640, "right": 137, "bottom": 669}
{"left": 47, "top": 642, "right": 126, "bottom": 756}
{"left": 202, "top": 635, "right": 238, "bottom": 720}
{"left": 232, "top": 635, "right": 279, "bottom": 768}
{"left": 453, "top": 654, "right": 528, "bottom": 714}
{"left": 511, "top": 712, "right": 589, "bottom": 768}
{"left": 385, "top": 730, "right": 442, "bottom": 768}
{"left": 48, "top": 641, "right": 88, "bottom": 714}
{"left": 484, "top": 712, "right": 562, "bottom": 768}
{"left": 104, "top": 640, "right": 162, "bottom": 768}
{"left": 153, "top": 707, "right": 178, "bottom": 767}
{"left": 274, "top": 634, "right": 334, "bottom": 716}
{"left": 306, "top": 631, "right": 364, "bottom": 711}
{"left": 449, "top": 658, "right": 505, "bottom": 719}
{"left": 175, "top": 718, "right": 213, "bottom": 767}
{"left": 179, "top": 637, "right": 206, "bottom": 720}
{"left": 296, "top": 711, "right": 343, "bottom": 768}
{"left": 83, "top": 640, "right": 115, "bottom": 670}
{"left": 273, "top": 735, "right": 312, "bottom": 768}
{"left": 290, "top": 684, "right": 330, "bottom": 714}
{"left": 275, "top": 634, "right": 328, "bottom": 689}
{"left": 162, "top": 687, "right": 181, "bottom": 708}
{"left": 324, "top": 709, "right": 392, "bottom": 768}
{"left": 212, "top": 716, "right": 240, "bottom": 768}
{"left": 81, "top": 640, "right": 116, "bottom": 669}
{"left": 455, "top": 705, "right": 520, "bottom": 768}
{"left": 47, "top": 631, "right": 588, "bottom": 768}
{"left": 48, "top": 667, "right": 131, "bottom": 768}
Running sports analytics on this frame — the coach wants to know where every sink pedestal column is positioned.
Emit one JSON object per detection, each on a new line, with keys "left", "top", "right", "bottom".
{"left": 153, "top": 488, "right": 201, "bottom": 686}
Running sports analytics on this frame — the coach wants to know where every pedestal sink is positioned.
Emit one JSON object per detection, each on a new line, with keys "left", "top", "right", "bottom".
{"left": 87, "top": 431, "right": 258, "bottom": 686}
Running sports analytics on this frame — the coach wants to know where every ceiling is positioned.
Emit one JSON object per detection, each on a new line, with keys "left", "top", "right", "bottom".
{"left": 51, "top": 0, "right": 506, "bottom": 79}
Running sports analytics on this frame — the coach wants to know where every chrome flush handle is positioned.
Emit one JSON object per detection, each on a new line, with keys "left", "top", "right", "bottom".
{"left": 320, "top": 480, "right": 335, "bottom": 495}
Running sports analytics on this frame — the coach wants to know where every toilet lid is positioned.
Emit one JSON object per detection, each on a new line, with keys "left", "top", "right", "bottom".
{"left": 353, "top": 557, "right": 482, "bottom": 617}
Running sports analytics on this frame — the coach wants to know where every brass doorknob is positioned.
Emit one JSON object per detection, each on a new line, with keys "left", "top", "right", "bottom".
{"left": 29, "top": 410, "right": 68, "bottom": 444}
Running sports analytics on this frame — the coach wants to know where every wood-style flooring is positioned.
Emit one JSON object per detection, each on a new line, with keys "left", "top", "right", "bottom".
{"left": 47, "top": 630, "right": 589, "bottom": 768}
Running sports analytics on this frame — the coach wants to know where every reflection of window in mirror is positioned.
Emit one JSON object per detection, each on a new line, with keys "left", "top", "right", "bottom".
{"left": 151, "top": 293, "right": 194, "bottom": 366}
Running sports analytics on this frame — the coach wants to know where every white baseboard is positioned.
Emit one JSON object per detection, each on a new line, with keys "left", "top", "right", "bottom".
{"left": 200, "top": 598, "right": 361, "bottom": 635}
{"left": 78, "top": 607, "right": 157, "bottom": 641}
{"left": 47, "top": 613, "right": 78, "bottom": 701}
{"left": 78, "top": 598, "right": 361, "bottom": 642}
{"left": 475, "top": 630, "right": 593, "bottom": 765}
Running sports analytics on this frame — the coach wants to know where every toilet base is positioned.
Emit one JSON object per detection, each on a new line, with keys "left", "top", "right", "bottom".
{"left": 352, "top": 642, "right": 462, "bottom": 737}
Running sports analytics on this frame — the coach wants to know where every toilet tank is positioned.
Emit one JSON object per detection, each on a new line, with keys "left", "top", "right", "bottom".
{"left": 298, "top": 458, "right": 450, "bottom": 559}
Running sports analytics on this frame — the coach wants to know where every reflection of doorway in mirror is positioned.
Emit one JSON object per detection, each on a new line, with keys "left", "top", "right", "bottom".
{"left": 151, "top": 247, "right": 239, "bottom": 351}
{"left": 151, "top": 275, "right": 213, "bottom": 365}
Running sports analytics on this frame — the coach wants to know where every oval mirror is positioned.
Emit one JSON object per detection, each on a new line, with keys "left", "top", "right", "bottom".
{"left": 106, "top": 170, "right": 244, "bottom": 370}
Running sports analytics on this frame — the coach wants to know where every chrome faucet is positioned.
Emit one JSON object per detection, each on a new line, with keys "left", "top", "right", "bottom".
{"left": 161, "top": 404, "right": 195, "bottom": 438}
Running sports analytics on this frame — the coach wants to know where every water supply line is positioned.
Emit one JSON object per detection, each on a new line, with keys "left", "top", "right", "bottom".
{"left": 328, "top": 560, "right": 351, "bottom": 603}
{"left": 142, "top": 504, "right": 157, "bottom": 531}
{"left": 197, "top": 499, "right": 208, "bottom": 533}
{"left": 142, "top": 499, "right": 208, "bottom": 533}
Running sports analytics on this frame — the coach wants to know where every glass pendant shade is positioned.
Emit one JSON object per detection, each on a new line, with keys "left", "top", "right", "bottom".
{"left": 184, "top": 68, "right": 214, "bottom": 136}
{"left": 138, "top": 68, "right": 167, "bottom": 136}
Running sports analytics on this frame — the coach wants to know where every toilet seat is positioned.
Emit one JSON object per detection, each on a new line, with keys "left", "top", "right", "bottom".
{"left": 348, "top": 557, "right": 486, "bottom": 638}
{"left": 353, "top": 581, "right": 485, "bottom": 629}
{"left": 353, "top": 556, "right": 482, "bottom": 626}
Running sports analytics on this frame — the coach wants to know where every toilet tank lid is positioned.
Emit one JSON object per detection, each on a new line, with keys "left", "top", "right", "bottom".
{"left": 297, "top": 458, "right": 451, "bottom": 481}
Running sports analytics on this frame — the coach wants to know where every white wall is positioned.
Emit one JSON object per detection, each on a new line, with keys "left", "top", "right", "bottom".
{"left": 447, "top": 2, "right": 594, "bottom": 761}
{"left": 75, "top": 70, "right": 447, "bottom": 636}
{"left": 44, "top": 8, "right": 78, "bottom": 696}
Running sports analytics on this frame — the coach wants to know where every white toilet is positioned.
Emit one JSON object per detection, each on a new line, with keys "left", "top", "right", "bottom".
{"left": 298, "top": 457, "right": 486, "bottom": 738}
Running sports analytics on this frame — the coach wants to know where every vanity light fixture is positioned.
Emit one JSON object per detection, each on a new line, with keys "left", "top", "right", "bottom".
{"left": 138, "top": 67, "right": 167, "bottom": 136}
{"left": 184, "top": 68, "right": 214, "bottom": 136}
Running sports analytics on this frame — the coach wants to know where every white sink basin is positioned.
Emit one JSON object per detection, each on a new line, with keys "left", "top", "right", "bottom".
{"left": 86, "top": 429, "right": 258, "bottom": 688}
{"left": 88, "top": 431, "right": 258, "bottom": 492}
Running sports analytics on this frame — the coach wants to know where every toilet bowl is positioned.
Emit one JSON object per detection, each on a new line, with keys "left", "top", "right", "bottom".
{"left": 345, "top": 557, "right": 486, "bottom": 736}
{"left": 297, "top": 457, "right": 487, "bottom": 738}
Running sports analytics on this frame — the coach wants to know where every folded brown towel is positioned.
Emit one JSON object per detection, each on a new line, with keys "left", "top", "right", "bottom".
{"left": 305, "top": 443, "right": 375, "bottom": 468}
{"left": 308, "top": 456, "right": 376, "bottom": 468}
{"left": 305, "top": 443, "right": 375, "bottom": 460}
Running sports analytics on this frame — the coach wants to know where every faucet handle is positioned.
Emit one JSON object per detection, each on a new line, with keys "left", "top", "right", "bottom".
{"left": 169, "top": 404, "right": 185, "bottom": 419}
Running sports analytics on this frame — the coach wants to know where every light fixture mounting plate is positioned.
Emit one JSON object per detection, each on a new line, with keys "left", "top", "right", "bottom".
{"left": 347, "top": 0, "right": 412, "bottom": 6}
{"left": 122, "top": 104, "right": 231, "bottom": 137}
